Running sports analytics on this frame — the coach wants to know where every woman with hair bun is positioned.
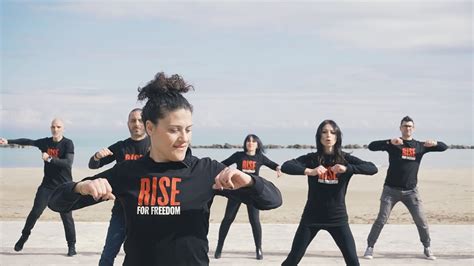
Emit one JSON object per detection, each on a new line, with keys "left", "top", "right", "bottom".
{"left": 48, "top": 72, "right": 282, "bottom": 266}
{"left": 215, "top": 134, "right": 281, "bottom": 260}
{"left": 281, "top": 120, "right": 377, "bottom": 266}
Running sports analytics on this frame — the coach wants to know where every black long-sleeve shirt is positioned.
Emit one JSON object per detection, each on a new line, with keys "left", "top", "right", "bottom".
{"left": 48, "top": 149, "right": 282, "bottom": 266}
{"left": 88, "top": 136, "right": 151, "bottom": 214}
{"left": 282, "top": 152, "right": 377, "bottom": 226}
{"left": 221, "top": 151, "right": 279, "bottom": 176}
{"left": 368, "top": 139, "right": 448, "bottom": 190}
{"left": 88, "top": 137, "right": 150, "bottom": 169}
{"left": 8, "top": 137, "right": 74, "bottom": 189}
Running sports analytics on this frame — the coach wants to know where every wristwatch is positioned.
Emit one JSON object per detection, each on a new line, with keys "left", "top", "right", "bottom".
{"left": 47, "top": 156, "right": 53, "bottom": 163}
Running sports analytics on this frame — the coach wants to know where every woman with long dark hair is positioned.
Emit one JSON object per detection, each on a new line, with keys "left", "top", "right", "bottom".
{"left": 281, "top": 120, "right": 377, "bottom": 266}
{"left": 48, "top": 72, "right": 282, "bottom": 266}
{"left": 215, "top": 134, "right": 281, "bottom": 260}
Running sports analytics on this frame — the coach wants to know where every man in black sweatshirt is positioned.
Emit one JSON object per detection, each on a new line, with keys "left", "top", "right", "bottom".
{"left": 363, "top": 116, "right": 448, "bottom": 260}
{"left": 89, "top": 108, "right": 150, "bottom": 266}
{"left": 0, "top": 118, "right": 77, "bottom": 256}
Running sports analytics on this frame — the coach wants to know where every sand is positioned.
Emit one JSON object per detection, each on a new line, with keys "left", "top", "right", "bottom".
{"left": 0, "top": 167, "right": 472, "bottom": 224}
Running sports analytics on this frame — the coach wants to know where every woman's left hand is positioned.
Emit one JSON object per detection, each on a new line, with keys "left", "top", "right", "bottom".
{"left": 213, "top": 167, "right": 254, "bottom": 190}
{"left": 331, "top": 164, "right": 347, "bottom": 174}
{"left": 276, "top": 166, "right": 282, "bottom": 178}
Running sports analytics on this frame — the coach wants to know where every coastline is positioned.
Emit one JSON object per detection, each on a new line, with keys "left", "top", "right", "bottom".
{"left": 2, "top": 143, "right": 473, "bottom": 149}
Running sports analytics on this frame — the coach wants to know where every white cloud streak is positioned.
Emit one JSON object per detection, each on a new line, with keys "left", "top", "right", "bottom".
{"left": 1, "top": 87, "right": 142, "bottom": 132}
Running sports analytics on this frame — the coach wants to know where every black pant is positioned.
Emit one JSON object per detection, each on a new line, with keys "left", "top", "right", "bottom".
{"left": 21, "top": 186, "right": 76, "bottom": 245}
{"left": 217, "top": 198, "right": 262, "bottom": 249}
{"left": 282, "top": 223, "right": 359, "bottom": 266}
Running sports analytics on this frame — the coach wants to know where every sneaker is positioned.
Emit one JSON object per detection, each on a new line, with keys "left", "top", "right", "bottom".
{"left": 14, "top": 235, "right": 29, "bottom": 252}
{"left": 363, "top": 246, "right": 374, "bottom": 259}
{"left": 67, "top": 245, "right": 77, "bottom": 257}
{"left": 424, "top": 247, "right": 436, "bottom": 260}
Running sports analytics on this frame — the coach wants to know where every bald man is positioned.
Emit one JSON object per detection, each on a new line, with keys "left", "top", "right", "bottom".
{"left": 0, "top": 118, "right": 77, "bottom": 256}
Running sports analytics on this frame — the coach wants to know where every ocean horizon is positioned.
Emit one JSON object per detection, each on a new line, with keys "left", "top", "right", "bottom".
{"left": 1, "top": 146, "right": 471, "bottom": 169}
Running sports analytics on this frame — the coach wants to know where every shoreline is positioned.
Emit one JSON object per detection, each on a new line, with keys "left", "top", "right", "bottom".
{"left": 2, "top": 144, "right": 473, "bottom": 149}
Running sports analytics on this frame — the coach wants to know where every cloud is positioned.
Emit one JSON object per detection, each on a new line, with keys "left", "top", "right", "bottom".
{"left": 1, "top": 76, "right": 471, "bottom": 143}
{"left": 1, "top": 86, "right": 142, "bottom": 132}
{"left": 3, "top": 1, "right": 471, "bottom": 144}
{"left": 34, "top": 1, "right": 472, "bottom": 51}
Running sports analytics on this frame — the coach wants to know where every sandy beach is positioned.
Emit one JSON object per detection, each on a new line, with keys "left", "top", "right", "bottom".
{"left": 1, "top": 167, "right": 472, "bottom": 224}
{"left": 0, "top": 167, "right": 472, "bottom": 265}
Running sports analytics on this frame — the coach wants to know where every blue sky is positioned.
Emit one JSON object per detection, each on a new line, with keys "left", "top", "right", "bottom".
{"left": 1, "top": 0, "right": 472, "bottom": 146}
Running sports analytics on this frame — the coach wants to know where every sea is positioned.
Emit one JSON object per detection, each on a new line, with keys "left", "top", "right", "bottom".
{"left": 1, "top": 146, "right": 472, "bottom": 169}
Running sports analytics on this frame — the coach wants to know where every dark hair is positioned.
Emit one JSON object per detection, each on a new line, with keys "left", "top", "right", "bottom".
{"left": 400, "top": 116, "right": 414, "bottom": 125}
{"left": 315, "top": 120, "right": 346, "bottom": 165}
{"left": 137, "top": 72, "right": 194, "bottom": 125}
{"left": 243, "top": 134, "right": 265, "bottom": 154}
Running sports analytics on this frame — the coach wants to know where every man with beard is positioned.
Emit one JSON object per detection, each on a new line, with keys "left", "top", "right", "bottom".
{"left": 88, "top": 108, "right": 150, "bottom": 266}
